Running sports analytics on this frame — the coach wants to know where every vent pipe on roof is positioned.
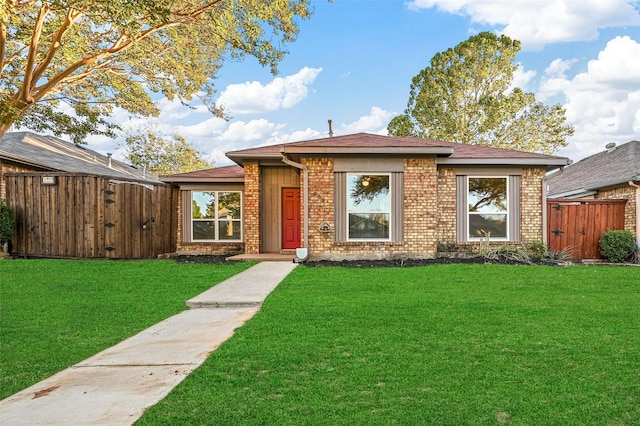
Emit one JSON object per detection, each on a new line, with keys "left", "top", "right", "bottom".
{"left": 328, "top": 119, "right": 333, "bottom": 138}
{"left": 107, "top": 153, "right": 112, "bottom": 168}
{"left": 606, "top": 142, "right": 616, "bottom": 153}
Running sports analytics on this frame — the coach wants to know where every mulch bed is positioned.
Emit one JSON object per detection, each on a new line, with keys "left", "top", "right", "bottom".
{"left": 173, "top": 254, "right": 563, "bottom": 267}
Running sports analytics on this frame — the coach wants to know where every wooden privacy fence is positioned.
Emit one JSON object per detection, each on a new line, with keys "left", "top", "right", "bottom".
{"left": 5, "top": 173, "right": 177, "bottom": 259}
{"left": 547, "top": 199, "right": 627, "bottom": 260}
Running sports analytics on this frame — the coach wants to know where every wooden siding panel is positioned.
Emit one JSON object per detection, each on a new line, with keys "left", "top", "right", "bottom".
{"left": 261, "top": 167, "right": 300, "bottom": 252}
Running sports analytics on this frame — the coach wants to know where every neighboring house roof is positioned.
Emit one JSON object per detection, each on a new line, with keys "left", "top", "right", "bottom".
{"left": 547, "top": 140, "right": 640, "bottom": 198}
{"left": 0, "top": 131, "right": 159, "bottom": 182}
{"left": 161, "top": 165, "right": 245, "bottom": 183}
{"left": 226, "top": 133, "right": 569, "bottom": 168}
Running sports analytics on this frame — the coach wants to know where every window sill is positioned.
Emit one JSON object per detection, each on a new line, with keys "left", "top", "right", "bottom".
{"left": 335, "top": 241, "right": 404, "bottom": 246}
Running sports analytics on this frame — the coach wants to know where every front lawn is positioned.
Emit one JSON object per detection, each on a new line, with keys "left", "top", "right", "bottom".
{"left": 138, "top": 264, "right": 640, "bottom": 425}
{"left": 0, "top": 259, "right": 253, "bottom": 399}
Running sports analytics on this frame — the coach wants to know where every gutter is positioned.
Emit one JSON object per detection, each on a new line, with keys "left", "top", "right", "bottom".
{"left": 281, "top": 151, "right": 309, "bottom": 262}
{"left": 629, "top": 181, "right": 640, "bottom": 244}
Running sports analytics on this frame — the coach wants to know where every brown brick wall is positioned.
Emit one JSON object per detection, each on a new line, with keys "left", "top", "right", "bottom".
{"left": 435, "top": 167, "right": 547, "bottom": 255}
{"left": 596, "top": 184, "right": 638, "bottom": 238}
{"left": 175, "top": 188, "right": 245, "bottom": 255}
{"left": 437, "top": 167, "right": 457, "bottom": 244}
{"left": 243, "top": 162, "right": 261, "bottom": 254}
{"left": 520, "top": 167, "right": 546, "bottom": 243}
{"left": 304, "top": 157, "right": 440, "bottom": 260}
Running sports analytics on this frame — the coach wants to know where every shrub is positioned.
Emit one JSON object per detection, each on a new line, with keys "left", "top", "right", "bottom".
{"left": 0, "top": 198, "right": 16, "bottom": 247}
{"left": 526, "top": 240, "right": 546, "bottom": 260}
{"left": 599, "top": 230, "right": 635, "bottom": 263}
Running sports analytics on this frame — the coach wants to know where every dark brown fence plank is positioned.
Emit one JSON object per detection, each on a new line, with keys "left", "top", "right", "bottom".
{"left": 5, "top": 173, "right": 177, "bottom": 259}
{"left": 547, "top": 199, "right": 627, "bottom": 260}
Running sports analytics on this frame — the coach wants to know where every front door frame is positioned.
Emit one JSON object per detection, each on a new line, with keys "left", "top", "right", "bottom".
{"left": 281, "top": 187, "right": 301, "bottom": 250}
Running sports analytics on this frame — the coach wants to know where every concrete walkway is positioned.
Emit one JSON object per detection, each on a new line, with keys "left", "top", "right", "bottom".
{"left": 0, "top": 261, "right": 297, "bottom": 426}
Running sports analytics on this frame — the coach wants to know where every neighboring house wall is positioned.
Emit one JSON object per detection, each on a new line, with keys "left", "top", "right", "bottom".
{"left": 595, "top": 185, "right": 637, "bottom": 238}
{"left": 0, "top": 159, "right": 41, "bottom": 199}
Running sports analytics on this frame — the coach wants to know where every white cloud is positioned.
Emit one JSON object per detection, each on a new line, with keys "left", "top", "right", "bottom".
{"left": 510, "top": 64, "right": 537, "bottom": 92}
{"left": 407, "top": 0, "right": 640, "bottom": 48}
{"left": 544, "top": 58, "right": 578, "bottom": 79}
{"left": 540, "top": 36, "right": 640, "bottom": 160}
{"left": 339, "top": 107, "right": 395, "bottom": 134}
{"left": 216, "top": 67, "right": 322, "bottom": 114}
{"left": 219, "top": 119, "right": 283, "bottom": 143}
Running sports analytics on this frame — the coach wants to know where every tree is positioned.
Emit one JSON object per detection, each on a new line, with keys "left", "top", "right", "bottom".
{"left": 0, "top": 198, "right": 15, "bottom": 252}
{"left": 388, "top": 32, "right": 574, "bottom": 154}
{"left": 0, "top": 0, "right": 314, "bottom": 144}
{"left": 125, "top": 128, "right": 212, "bottom": 175}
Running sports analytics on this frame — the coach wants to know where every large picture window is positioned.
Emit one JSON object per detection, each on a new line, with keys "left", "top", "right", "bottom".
{"left": 191, "top": 191, "right": 242, "bottom": 241}
{"left": 467, "top": 177, "right": 508, "bottom": 240}
{"left": 347, "top": 174, "right": 390, "bottom": 240}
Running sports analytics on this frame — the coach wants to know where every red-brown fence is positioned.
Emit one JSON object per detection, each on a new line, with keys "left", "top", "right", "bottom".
{"left": 547, "top": 199, "right": 627, "bottom": 260}
{"left": 4, "top": 173, "right": 177, "bottom": 259}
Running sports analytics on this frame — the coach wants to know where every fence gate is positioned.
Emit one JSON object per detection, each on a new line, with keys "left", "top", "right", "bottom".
{"left": 547, "top": 199, "right": 626, "bottom": 260}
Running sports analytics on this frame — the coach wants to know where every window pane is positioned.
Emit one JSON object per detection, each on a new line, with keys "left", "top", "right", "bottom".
{"left": 468, "top": 178, "right": 507, "bottom": 213}
{"left": 469, "top": 214, "right": 507, "bottom": 239}
{"left": 348, "top": 175, "right": 390, "bottom": 212}
{"left": 192, "top": 192, "right": 216, "bottom": 219}
{"left": 218, "top": 220, "right": 242, "bottom": 240}
{"left": 193, "top": 220, "right": 216, "bottom": 240}
{"left": 218, "top": 192, "right": 241, "bottom": 219}
{"left": 349, "top": 213, "right": 389, "bottom": 239}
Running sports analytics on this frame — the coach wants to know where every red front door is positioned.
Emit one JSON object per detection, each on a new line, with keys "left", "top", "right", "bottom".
{"left": 282, "top": 188, "right": 301, "bottom": 249}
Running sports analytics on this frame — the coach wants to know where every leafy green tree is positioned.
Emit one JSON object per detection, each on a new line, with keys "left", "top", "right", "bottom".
{"left": 388, "top": 32, "right": 574, "bottom": 154}
{"left": 0, "top": 0, "right": 314, "bottom": 144}
{"left": 125, "top": 128, "right": 212, "bottom": 175}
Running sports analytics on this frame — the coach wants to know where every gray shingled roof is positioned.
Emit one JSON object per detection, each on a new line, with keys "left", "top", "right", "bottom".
{"left": 0, "top": 132, "right": 159, "bottom": 182}
{"left": 547, "top": 140, "right": 640, "bottom": 197}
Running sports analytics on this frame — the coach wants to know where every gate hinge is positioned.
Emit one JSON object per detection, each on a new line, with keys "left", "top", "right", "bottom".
{"left": 104, "top": 189, "right": 115, "bottom": 195}
{"left": 553, "top": 229, "right": 564, "bottom": 235}
{"left": 105, "top": 199, "right": 115, "bottom": 204}
{"left": 105, "top": 223, "right": 115, "bottom": 228}
{"left": 105, "top": 246, "right": 115, "bottom": 252}
{"left": 554, "top": 204, "right": 564, "bottom": 211}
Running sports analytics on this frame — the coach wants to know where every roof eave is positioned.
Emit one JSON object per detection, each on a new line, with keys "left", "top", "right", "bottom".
{"left": 281, "top": 146, "right": 455, "bottom": 156}
{"left": 0, "top": 152, "right": 60, "bottom": 172}
{"left": 160, "top": 176, "right": 244, "bottom": 183}
{"left": 548, "top": 189, "right": 597, "bottom": 199}
{"left": 437, "top": 157, "right": 571, "bottom": 169}
{"left": 226, "top": 152, "right": 282, "bottom": 165}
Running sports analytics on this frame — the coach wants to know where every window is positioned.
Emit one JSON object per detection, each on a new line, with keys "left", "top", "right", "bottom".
{"left": 467, "top": 177, "right": 508, "bottom": 240}
{"left": 191, "top": 191, "right": 242, "bottom": 241}
{"left": 347, "top": 174, "right": 390, "bottom": 240}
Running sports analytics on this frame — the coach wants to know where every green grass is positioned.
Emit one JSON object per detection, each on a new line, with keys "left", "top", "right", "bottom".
{"left": 0, "top": 258, "right": 253, "bottom": 399}
{"left": 138, "top": 264, "right": 640, "bottom": 425}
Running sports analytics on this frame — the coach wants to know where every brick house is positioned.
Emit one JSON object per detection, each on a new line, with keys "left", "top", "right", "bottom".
{"left": 161, "top": 133, "right": 570, "bottom": 261}
{"left": 546, "top": 140, "right": 640, "bottom": 244}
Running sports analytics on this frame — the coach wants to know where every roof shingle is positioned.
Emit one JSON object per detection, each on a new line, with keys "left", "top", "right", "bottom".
{"left": 547, "top": 140, "right": 640, "bottom": 197}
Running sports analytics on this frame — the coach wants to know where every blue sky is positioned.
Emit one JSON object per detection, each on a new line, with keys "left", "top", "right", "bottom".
{"left": 84, "top": 0, "right": 640, "bottom": 167}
